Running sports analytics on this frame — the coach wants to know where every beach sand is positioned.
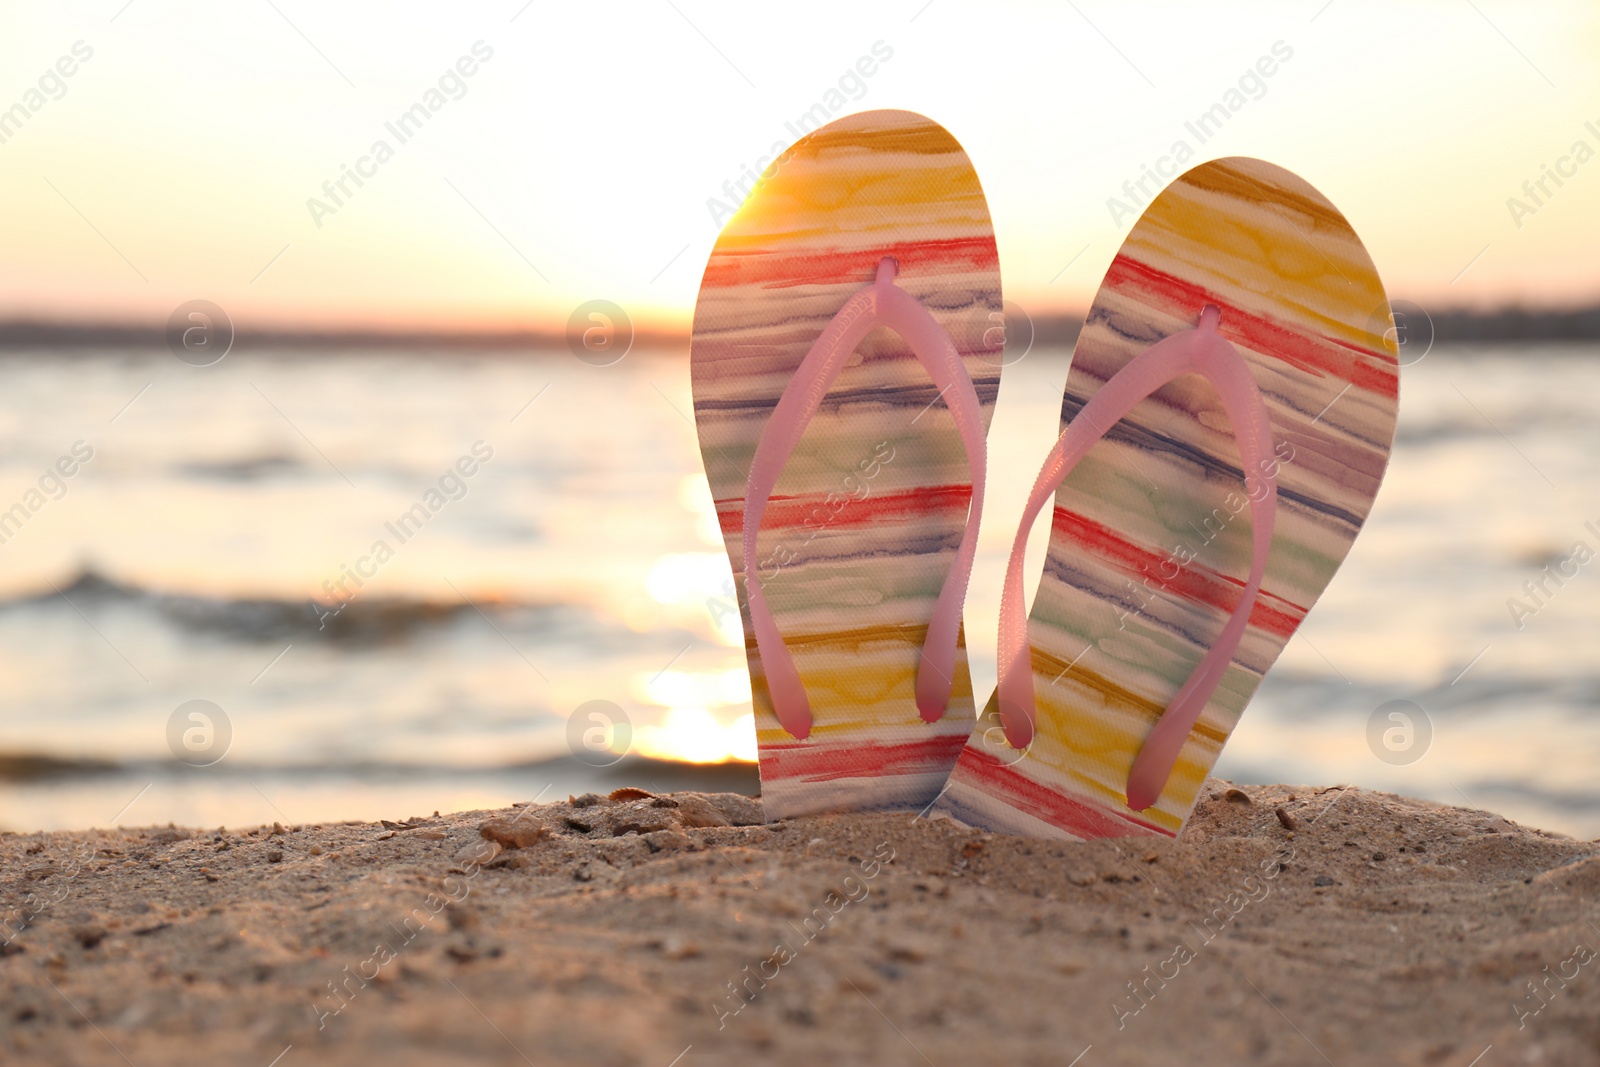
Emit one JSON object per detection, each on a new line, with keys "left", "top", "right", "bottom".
{"left": 2, "top": 780, "right": 1597, "bottom": 1066}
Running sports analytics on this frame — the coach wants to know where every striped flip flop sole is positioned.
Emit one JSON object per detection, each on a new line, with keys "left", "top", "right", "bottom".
{"left": 939, "top": 157, "right": 1398, "bottom": 839}
{"left": 691, "top": 110, "right": 1002, "bottom": 819}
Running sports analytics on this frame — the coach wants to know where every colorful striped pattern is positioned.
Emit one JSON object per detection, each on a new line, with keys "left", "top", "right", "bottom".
{"left": 938, "top": 157, "right": 1398, "bottom": 839}
{"left": 690, "top": 110, "right": 1002, "bottom": 819}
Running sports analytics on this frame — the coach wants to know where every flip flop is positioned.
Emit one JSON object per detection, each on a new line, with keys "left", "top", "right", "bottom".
{"left": 690, "top": 109, "right": 1003, "bottom": 819}
{"left": 936, "top": 157, "right": 1398, "bottom": 839}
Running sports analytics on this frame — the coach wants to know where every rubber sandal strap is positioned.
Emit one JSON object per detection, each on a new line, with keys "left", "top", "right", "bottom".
{"left": 742, "top": 257, "right": 989, "bottom": 740}
{"left": 994, "top": 305, "right": 1278, "bottom": 809}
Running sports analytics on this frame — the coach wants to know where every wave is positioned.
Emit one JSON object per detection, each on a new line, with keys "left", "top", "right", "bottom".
{"left": 0, "top": 753, "right": 119, "bottom": 781}
{"left": 1251, "top": 669, "right": 1600, "bottom": 723}
{"left": 1395, "top": 406, "right": 1599, "bottom": 446}
{"left": 1458, "top": 779, "right": 1600, "bottom": 816}
{"left": 6, "top": 568, "right": 583, "bottom": 646}
{"left": 174, "top": 454, "right": 307, "bottom": 482}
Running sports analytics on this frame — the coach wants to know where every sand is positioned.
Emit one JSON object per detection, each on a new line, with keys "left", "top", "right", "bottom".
{"left": 2, "top": 780, "right": 1598, "bottom": 1067}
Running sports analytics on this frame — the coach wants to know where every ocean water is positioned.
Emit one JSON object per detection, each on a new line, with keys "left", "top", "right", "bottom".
{"left": 0, "top": 341, "right": 1596, "bottom": 838}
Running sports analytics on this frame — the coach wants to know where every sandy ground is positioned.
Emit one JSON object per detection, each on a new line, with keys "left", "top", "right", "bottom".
{"left": 2, "top": 780, "right": 1598, "bottom": 1067}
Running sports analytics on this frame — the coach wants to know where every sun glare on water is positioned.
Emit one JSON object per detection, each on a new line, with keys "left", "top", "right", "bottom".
{"left": 628, "top": 666, "right": 756, "bottom": 763}
{"left": 618, "top": 478, "right": 756, "bottom": 764}
{"left": 632, "top": 708, "right": 757, "bottom": 764}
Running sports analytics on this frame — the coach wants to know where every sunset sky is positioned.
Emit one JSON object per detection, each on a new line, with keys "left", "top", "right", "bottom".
{"left": 1, "top": 1, "right": 1597, "bottom": 333}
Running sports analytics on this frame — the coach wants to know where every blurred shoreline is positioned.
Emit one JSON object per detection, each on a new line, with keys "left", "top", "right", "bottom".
{"left": 0, "top": 751, "right": 759, "bottom": 789}
{"left": 0, "top": 753, "right": 760, "bottom": 834}
{"left": 0, "top": 319, "right": 686, "bottom": 352}
{"left": 6, "top": 300, "right": 1600, "bottom": 349}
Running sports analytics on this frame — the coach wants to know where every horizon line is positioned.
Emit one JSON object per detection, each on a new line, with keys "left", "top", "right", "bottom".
{"left": 3, "top": 300, "right": 1600, "bottom": 348}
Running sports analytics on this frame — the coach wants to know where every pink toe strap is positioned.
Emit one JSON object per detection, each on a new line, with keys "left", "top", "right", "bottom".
{"left": 742, "top": 257, "right": 989, "bottom": 740}
{"left": 995, "top": 305, "right": 1278, "bottom": 810}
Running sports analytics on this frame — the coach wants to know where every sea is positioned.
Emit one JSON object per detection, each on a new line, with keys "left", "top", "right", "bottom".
{"left": 1, "top": 340, "right": 1596, "bottom": 839}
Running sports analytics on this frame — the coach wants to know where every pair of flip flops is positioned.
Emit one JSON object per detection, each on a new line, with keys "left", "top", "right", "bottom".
{"left": 689, "top": 109, "right": 1398, "bottom": 840}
